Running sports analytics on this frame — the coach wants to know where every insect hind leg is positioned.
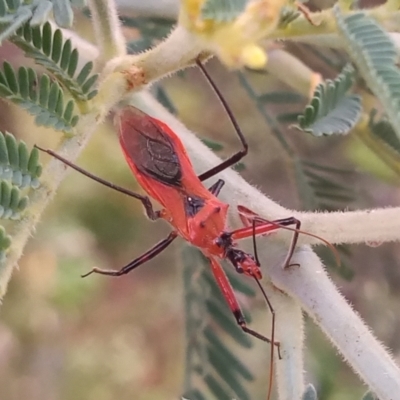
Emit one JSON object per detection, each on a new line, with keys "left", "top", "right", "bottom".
{"left": 208, "top": 256, "right": 281, "bottom": 353}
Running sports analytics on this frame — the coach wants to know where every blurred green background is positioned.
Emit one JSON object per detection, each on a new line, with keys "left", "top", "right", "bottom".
{"left": 0, "top": 6, "right": 399, "bottom": 400}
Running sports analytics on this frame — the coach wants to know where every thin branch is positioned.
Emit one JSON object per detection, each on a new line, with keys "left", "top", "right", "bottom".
{"left": 94, "top": 26, "right": 204, "bottom": 121}
{"left": 297, "top": 207, "right": 400, "bottom": 246}
{"left": 87, "top": 0, "right": 127, "bottom": 63}
{"left": 272, "top": 248, "right": 400, "bottom": 400}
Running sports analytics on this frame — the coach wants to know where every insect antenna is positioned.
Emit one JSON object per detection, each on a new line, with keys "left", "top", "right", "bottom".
{"left": 252, "top": 219, "right": 277, "bottom": 400}
{"left": 196, "top": 59, "right": 248, "bottom": 181}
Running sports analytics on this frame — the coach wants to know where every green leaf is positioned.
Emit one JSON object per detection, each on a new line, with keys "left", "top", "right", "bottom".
{"left": 278, "top": 6, "right": 301, "bottom": 28}
{"left": 334, "top": 8, "right": 400, "bottom": 141}
{"left": 206, "top": 299, "right": 252, "bottom": 347}
{"left": 207, "top": 347, "right": 250, "bottom": 400}
{"left": 153, "top": 85, "right": 176, "bottom": 115}
{"left": 0, "top": 63, "right": 79, "bottom": 133}
{"left": 0, "top": 4, "right": 32, "bottom": 43}
{"left": 30, "top": 0, "right": 53, "bottom": 26}
{"left": 201, "top": 138, "right": 224, "bottom": 152}
{"left": 259, "top": 91, "right": 304, "bottom": 104}
{"left": 0, "top": 0, "right": 75, "bottom": 43}
{"left": 52, "top": 0, "right": 73, "bottom": 28}
{"left": 296, "top": 65, "right": 362, "bottom": 136}
{"left": 201, "top": 0, "right": 247, "bottom": 22}
{"left": 368, "top": 111, "right": 400, "bottom": 155}
{"left": 181, "top": 389, "right": 206, "bottom": 400}
{"left": 204, "top": 374, "right": 232, "bottom": 400}
{"left": 0, "top": 131, "right": 42, "bottom": 189}
{"left": 0, "top": 225, "right": 11, "bottom": 259}
{"left": 294, "top": 159, "right": 356, "bottom": 211}
{"left": 0, "top": 180, "right": 28, "bottom": 219}
{"left": 204, "top": 327, "right": 254, "bottom": 381}
{"left": 123, "top": 16, "right": 175, "bottom": 53}
{"left": 12, "top": 22, "right": 98, "bottom": 101}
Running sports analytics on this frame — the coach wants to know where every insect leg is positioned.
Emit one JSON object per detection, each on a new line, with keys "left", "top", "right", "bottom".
{"left": 231, "top": 216, "right": 301, "bottom": 268}
{"left": 82, "top": 231, "right": 178, "bottom": 277}
{"left": 266, "top": 217, "right": 300, "bottom": 269}
{"left": 207, "top": 179, "right": 225, "bottom": 196}
{"left": 253, "top": 275, "right": 279, "bottom": 400}
{"left": 196, "top": 60, "right": 248, "bottom": 181}
{"left": 208, "top": 256, "right": 281, "bottom": 351}
{"left": 35, "top": 145, "right": 160, "bottom": 220}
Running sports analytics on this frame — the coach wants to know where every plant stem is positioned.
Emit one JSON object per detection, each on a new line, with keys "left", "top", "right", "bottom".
{"left": 87, "top": 0, "right": 127, "bottom": 63}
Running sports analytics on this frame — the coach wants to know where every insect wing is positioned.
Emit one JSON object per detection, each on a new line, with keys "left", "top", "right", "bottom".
{"left": 115, "top": 107, "right": 183, "bottom": 188}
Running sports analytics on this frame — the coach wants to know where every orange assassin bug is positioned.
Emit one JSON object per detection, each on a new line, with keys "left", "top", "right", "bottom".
{"left": 36, "top": 60, "right": 334, "bottom": 400}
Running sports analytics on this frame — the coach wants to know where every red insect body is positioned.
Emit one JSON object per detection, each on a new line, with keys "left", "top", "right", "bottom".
{"left": 36, "top": 61, "right": 310, "bottom": 400}
{"left": 116, "top": 107, "right": 234, "bottom": 262}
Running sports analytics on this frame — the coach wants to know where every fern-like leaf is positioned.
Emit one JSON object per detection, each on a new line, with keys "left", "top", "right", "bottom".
{"left": 123, "top": 16, "right": 175, "bottom": 53}
{"left": 278, "top": 6, "right": 301, "bottom": 28}
{"left": 51, "top": 0, "right": 73, "bottom": 28}
{"left": 201, "top": 0, "right": 247, "bottom": 21}
{"left": 295, "top": 159, "right": 356, "bottom": 210}
{"left": 334, "top": 7, "right": 400, "bottom": 140}
{"left": 182, "top": 246, "right": 255, "bottom": 400}
{"left": 0, "top": 0, "right": 33, "bottom": 43}
{"left": 12, "top": 22, "right": 98, "bottom": 101}
{"left": 29, "top": 1, "right": 53, "bottom": 26}
{"left": 0, "top": 62, "right": 79, "bottom": 133}
{"left": 0, "top": 0, "right": 75, "bottom": 44}
{"left": 0, "top": 131, "right": 43, "bottom": 259}
{"left": 294, "top": 160, "right": 355, "bottom": 279}
{"left": 0, "top": 180, "right": 28, "bottom": 220}
{"left": 296, "top": 65, "right": 362, "bottom": 136}
{"left": 0, "top": 226, "right": 11, "bottom": 260}
{"left": 368, "top": 111, "right": 400, "bottom": 155}
{"left": 0, "top": 131, "right": 42, "bottom": 189}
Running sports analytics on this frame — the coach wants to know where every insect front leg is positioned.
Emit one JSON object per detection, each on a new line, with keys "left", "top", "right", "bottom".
{"left": 35, "top": 145, "right": 160, "bottom": 220}
{"left": 234, "top": 206, "right": 301, "bottom": 269}
{"left": 82, "top": 231, "right": 178, "bottom": 277}
{"left": 195, "top": 60, "right": 248, "bottom": 182}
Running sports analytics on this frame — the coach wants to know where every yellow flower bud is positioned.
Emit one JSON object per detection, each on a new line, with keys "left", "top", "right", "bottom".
{"left": 241, "top": 45, "right": 268, "bottom": 69}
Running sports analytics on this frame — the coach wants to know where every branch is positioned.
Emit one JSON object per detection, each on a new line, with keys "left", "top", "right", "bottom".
{"left": 296, "top": 207, "right": 400, "bottom": 246}
{"left": 95, "top": 26, "right": 204, "bottom": 121}
{"left": 87, "top": 0, "right": 127, "bottom": 63}
{"left": 273, "top": 248, "right": 400, "bottom": 400}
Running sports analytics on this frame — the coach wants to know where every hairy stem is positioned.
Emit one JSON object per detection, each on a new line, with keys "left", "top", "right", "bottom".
{"left": 87, "top": 0, "right": 127, "bottom": 63}
{"left": 273, "top": 248, "right": 400, "bottom": 400}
